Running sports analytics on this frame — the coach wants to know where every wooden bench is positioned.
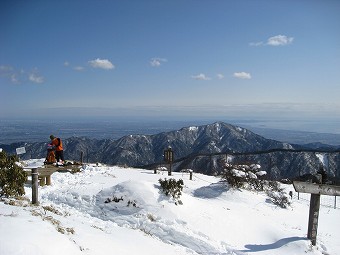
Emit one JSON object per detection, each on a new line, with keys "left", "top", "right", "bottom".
{"left": 24, "top": 166, "right": 57, "bottom": 186}
{"left": 37, "top": 167, "right": 57, "bottom": 186}
{"left": 25, "top": 164, "right": 81, "bottom": 186}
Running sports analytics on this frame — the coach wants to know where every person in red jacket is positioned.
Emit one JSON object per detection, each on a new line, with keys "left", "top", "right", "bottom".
{"left": 50, "top": 135, "right": 64, "bottom": 164}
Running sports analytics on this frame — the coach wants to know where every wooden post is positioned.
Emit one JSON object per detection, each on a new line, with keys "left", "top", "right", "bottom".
{"left": 40, "top": 177, "right": 46, "bottom": 186}
{"left": 164, "top": 147, "right": 174, "bottom": 176}
{"left": 46, "top": 175, "right": 52, "bottom": 186}
{"left": 293, "top": 181, "right": 340, "bottom": 245}
{"left": 189, "top": 170, "right": 193, "bottom": 180}
{"left": 31, "top": 168, "right": 38, "bottom": 204}
{"left": 335, "top": 196, "right": 337, "bottom": 209}
{"left": 307, "top": 194, "right": 320, "bottom": 245}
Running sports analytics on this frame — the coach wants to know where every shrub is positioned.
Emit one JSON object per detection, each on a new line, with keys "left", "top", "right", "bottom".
{"left": 266, "top": 181, "right": 291, "bottom": 208}
{"left": 0, "top": 151, "right": 27, "bottom": 197}
{"left": 159, "top": 178, "right": 184, "bottom": 205}
{"left": 221, "top": 161, "right": 291, "bottom": 208}
{"left": 221, "top": 162, "right": 266, "bottom": 190}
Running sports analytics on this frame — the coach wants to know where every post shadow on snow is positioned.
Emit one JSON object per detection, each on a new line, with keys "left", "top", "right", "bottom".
{"left": 238, "top": 236, "right": 307, "bottom": 253}
{"left": 193, "top": 181, "right": 230, "bottom": 199}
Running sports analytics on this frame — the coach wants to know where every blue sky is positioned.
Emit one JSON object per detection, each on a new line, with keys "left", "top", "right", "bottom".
{"left": 1, "top": 0, "right": 339, "bottom": 126}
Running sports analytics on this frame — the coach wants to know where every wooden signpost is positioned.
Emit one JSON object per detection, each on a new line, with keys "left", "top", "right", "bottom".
{"left": 164, "top": 147, "right": 174, "bottom": 176}
{"left": 293, "top": 181, "right": 340, "bottom": 245}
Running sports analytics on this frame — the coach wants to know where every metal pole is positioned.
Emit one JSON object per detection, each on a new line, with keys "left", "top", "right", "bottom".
{"left": 31, "top": 168, "right": 39, "bottom": 205}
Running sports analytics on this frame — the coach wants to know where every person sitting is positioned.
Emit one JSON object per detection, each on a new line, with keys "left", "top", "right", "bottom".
{"left": 50, "top": 135, "right": 64, "bottom": 165}
{"left": 44, "top": 143, "right": 56, "bottom": 164}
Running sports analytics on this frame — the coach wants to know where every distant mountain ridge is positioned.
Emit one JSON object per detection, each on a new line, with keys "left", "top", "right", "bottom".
{"left": 95, "top": 122, "right": 294, "bottom": 166}
{"left": 1, "top": 122, "right": 339, "bottom": 181}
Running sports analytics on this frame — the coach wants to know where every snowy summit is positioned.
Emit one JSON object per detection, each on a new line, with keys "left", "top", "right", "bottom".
{"left": 0, "top": 159, "right": 339, "bottom": 255}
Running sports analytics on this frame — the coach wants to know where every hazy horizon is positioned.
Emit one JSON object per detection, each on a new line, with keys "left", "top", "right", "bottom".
{"left": 1, "top": 115, "right": 340, "bottom": 146}
{"left": 1, "top": 1, "right": 339, "bottom": 125}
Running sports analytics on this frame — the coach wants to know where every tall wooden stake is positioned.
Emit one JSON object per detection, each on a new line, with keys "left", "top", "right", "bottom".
{"left": 307, "top": 194, "right": 320, "bottom": 245}
{"left": 31, "top": 168, "right": 39, "bottom": 204}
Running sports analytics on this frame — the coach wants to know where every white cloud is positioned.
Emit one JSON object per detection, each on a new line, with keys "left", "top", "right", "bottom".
{"left": 250, "top": 34, "right": 294, "bottom": 47}
{"left": 88, "top": 58, "right": 115, "bottom": 70}
{"left": 217, "top": 74, "right": 224, "bottom": 80}
{"left": 267, "top": 35, "right": 294, "bottom": 46}
{"left": 10, "top": 74, "right": 19, "bottom": 84}
{"left": 191, "top": 73, "right": 211, "bottom": 80}
{"left": 0, "top": 65, "right": 21, "bottom": 84}
{"left": 64, "top": 61, "right": 85, "bottom": 71}
{"left": 233, "top": 72, "right": 251, "bottom": 79}
{"left": 74, "top": 66, "right": 84, "bottom": 71}
{"left": 1, "top": 65, "right": 45, "bottom": 84}
{"left": 249, "top": 41, "right": 264, "bottom": 47}
{"left": 150, "top": 58, "right": 167, "bottom": 67}
{"left": 0, "top": 65, "right": 13, "bottom": 74}
{"left": 28, "top": 72, "right": 44, "bottom": 84}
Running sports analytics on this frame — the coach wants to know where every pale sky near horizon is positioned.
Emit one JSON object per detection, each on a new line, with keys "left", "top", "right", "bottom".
{"left": 1, "top": 0, "right": 339, "bottom": 123}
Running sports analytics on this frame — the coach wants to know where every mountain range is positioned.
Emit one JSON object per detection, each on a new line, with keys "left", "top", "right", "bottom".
{"left": 1, "top": 122, "right": 339, "bottom": 182}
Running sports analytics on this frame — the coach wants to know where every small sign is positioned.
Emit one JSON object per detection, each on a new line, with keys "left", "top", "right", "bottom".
{"left": 293, "top": 181, "right": 340, "bottom": 196}
{"left": 16, "top": 147, "right": 26, "bottom": 155}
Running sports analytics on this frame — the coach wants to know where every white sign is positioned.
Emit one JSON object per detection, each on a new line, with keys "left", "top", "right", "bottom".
{"left": 0, "top": 148, "right": 2, "bottom": 153}
{"left": 16, "top": 147, "right": 26, "bottom": 155}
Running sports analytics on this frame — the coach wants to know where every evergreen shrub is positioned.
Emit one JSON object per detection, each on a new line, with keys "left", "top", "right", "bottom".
{"left": 159, "top": 178, "right": 184, "bottom": 205}
{"left": 0, "top": 151, "right": 27, "bottom": 197}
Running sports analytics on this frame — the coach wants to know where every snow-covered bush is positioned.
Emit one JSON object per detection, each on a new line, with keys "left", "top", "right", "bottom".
{"left": 0, "top": 151, "right": 27, "bottom": 197}
{"left": 158, "top": 178, "right": 184, "bottom": 205}
{"left": 221, "top": 161, "right": 291, "bottom": 208}
{"left": 221, "top": 162, "right": 266, "bottom": 190}
{"left": 266, "top": 182, "right": 291, "bottom": 209}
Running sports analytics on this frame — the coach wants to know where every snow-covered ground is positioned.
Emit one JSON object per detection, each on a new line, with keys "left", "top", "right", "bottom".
{"left": 1, "top": 159, "right": 339, "bottom": 255}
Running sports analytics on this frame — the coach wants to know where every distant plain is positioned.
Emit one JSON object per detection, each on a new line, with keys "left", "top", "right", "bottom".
{"left": 1, "top": 118, "right": 340, "bottom": 146}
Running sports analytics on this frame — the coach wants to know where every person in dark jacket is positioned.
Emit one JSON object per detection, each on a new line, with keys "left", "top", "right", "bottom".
{"left": 50, "top": 135, "right": 64, "bottom": 164}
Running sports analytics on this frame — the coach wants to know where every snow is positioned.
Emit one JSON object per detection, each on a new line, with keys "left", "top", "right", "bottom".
{"left": 316, "top": 153, "right": 329, "bottom": 169}
{"left": 247, "top": 172, "right": 257, "bottom": 179}
{"left": 188, "top": 126, "right": 198, "bottom": 131}
{"left": 214, "top": 122, "right": 221, "bottom": 132}
{"left": 256, "top": 171, "right": 267, "bottom": 177}
{"left": 1, "top": 159, "right": 339, "bottom": 255}
{"left": 231, "top": 169, "right": 247, "bottom": 178}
